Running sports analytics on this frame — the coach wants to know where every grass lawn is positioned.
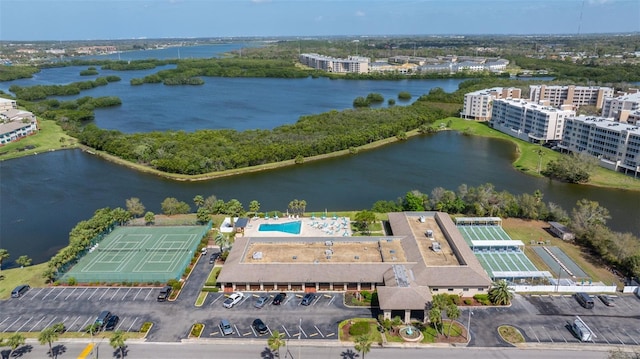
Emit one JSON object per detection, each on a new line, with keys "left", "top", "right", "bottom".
{"left": 206, "top": 267, "right": 221, "bottom": 286}
{"left": 0, "top": 263, "right": 48, "bottom": 300}
{"left": 195, "top": 292, "right": 208, "bottom": 307}
{"left": 498, "top": 325, "right": 525, "bottom": 344}
{"left": 338, "top": 318, "right": 382, "bottom": 344}
{"left": 443, "top": 117, "right": 640, "bottom": 192}
{"left": 0, "top": 119, "right": 78, "bottom": 161}
{"left": 502, "top": 218, "right": 621, "bottom": 286}
{"left": 0, "top": 330, "right": 146, "bottom": 340}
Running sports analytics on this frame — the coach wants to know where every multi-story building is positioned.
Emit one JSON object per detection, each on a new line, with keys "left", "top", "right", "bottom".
{"left": 298, "top": 53, "right": 369, "bottom": 74}
{"left": 490, "top": 99, "right": 575, "bottom": 143}
{"left": 601, "top": 92, "right": 640, "bottom": 122}
{"left": 559, "top": 116, "right": 640, "bottom": 176}
{"left": 529, "top": 85, "right": 613, "bottom": 109}
{"left": 0, "top": 109, "right": 38, "bottom": 146}
{"left": 417, "top": 57, "right": 508, "bottom": 74}
{"left": 460, "top": 87, "right": 522, "bottom": 121}
{"left": 0, "top": 97, "right": 17, "bottom": 111}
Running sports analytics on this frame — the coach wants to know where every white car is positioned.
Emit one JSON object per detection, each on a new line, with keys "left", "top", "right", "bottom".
{"left": 222, "top": 292, "right": 244, "bottom": 308}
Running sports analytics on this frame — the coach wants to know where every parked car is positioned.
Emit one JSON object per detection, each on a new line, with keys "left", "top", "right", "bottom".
{"left": 105, "top": 315, "right": 120, "bottom": 331}
{"left": 11, "top": 284, "right": 30, "bottom": 298}
{"left": 219, "top": 319, "right": 233, "bottom": 336}
{"left": 597, "top": 295, "right": 615, "bottom": 306}
{"left": 223, "top": 292, "right": 244, "bottom": 308}
{"left": 94, "top": 310, "right": 112, "bottom": 328}
{"left": 252, "top": 318, "right": 268, "bottom": 335}
{"left": 272, "top": 292, "right": 286, "bottom": 305}
{"left": 157, "top": 286, "right": 172, "bottom": 302}
{"left": 301, "top": 293, "right": 316, "bottom": 306}
{"left": 254, "top": 295, "right": 269, "bottom": 308}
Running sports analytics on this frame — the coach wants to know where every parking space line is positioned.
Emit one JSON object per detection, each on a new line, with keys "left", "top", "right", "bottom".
{"left": 144, "top": 289, "right": 153, "bottom": 301}
{"left": 622, "top": 329, "right": 639, "bottom": 345}
{"left": 234, "top": 325, "right": 241, "bottom": 338}
{"left": 326, "top": 332, "right": 335, "bottom": 337}
{"left": 53, "top": 288, "right": 66, "bottom": 300}
{"left": 528, "top": 326, "right": 540, "bottom": 342}
{"left": 43, "top": 316, "right": 58, "bottom": 329}
{"left": 126, "top": 317, "right": 139, "bottom": 332}
{"left": 606, "top": 327, "right": 625, "bottom": 345}
{"left": 266, "top": 326, "right": 273, "bottom": 337}
{"left": 87, "top": 288, "right": 98, "bottom": 300}
{"left": 29, "top": 288, "right": 44, "bottom": 300}
{"left": 541, "top": 326, "right": 553, "bottom": 342}
{"left": 327, "top": 295, "right": 336, "bottom": 306}
{"left": 298, "top": 325, "right": 307, "bottom": 338}
{"left": 133, "top": 288, "right": 143, "bottom": 300}
{"left": 110, "top": 288, "right": 121, "bottom": 300}
{"left": 593, "top": 327, "right": 610, "bottom": 344}
{"left": 41, "top": 288, "right": 56, "bottom": 300}
{"left": 3, "top": 317, "right": 21, "bottom": 332}
{"left": 283, "top": 295, "right": 293, "bottom": 305}
{"left": 64, "top": 288, "right": 77, "bottom": 300}
{"left": 99, "top": 289, "right": 109, "bottom": 300}
{"left": 554, "top": 325, "right": 568, "bottom": 343}
{"left": 68, "top": 316, "right": 82, "bottom": 331}
{"left": 15, "top": 317, "right": 33, "bottom": 332}
{"left": 312, "top": 296, "right": 321, "bottom": 306}
{"left": 0, "top": 317, "right": 11, "bottom": 330}
{"left": 314, "top": 325, "right": 324, "bottom": 338}
{"left": 29, "top": 316, "right": 47, "bottom": 332}
{"left": 79, "top": 317, "right": 93, "bottom": 332}
{"left": 122, "top": 287, "right": 132, "bottom": 300}
{"left": 281, "top": 325, "right": 291, "bottom": 338}
{"left": 210, "top": 294, "right": 223, "bottom": 306}
{"left": 77, "top": 287, "right": 88, "bottom": 299}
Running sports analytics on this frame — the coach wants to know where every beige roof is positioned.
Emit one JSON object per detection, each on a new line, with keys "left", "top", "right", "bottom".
{"left": 377, "top": 286, "right": 432, "bottom": 310}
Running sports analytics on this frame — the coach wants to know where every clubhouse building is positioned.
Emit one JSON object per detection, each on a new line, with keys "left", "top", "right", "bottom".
{"left": 217, "top": 212, "right": 492, "bottom": 322}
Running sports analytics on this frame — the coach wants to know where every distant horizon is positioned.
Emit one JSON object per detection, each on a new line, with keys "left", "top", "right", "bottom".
{"left": 1, "top": 0, "right": 639, "bottom": 42}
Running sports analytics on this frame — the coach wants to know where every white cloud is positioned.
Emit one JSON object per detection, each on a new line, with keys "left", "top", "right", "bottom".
{"left": 355, "top": 10, "right": 365, "bottom": 17}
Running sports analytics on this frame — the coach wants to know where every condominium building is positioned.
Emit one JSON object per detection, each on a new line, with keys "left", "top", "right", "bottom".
{"left": 0, "top": 108, "right": 38, "bottom": 145}
{"left": 529, "top": 85, "right": 613, "bottom": 109}
{"left": 299, "top": 53, "right": 369, "bottom": 74}
{"left": 460, "top": 87, "right": 522, "bottom": 121}
{"left": 0, "top": 97, "right": 17, "bottom": 112}
{"left": 559, "top": 116, "right": 640, "bottom": 176}
{"left": 601, "top": 92, "right": 640, "bottom": 122}
{"left": 490, "top": 99, "right": 575, "bottom": 143}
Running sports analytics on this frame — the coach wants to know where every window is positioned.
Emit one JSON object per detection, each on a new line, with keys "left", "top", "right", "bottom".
{"left": 432, "top": 288, "right": 439, "bottom": 292}
{"left": 477, "top": 288, "right": 485, "bottom": 291}
{"left": 448, "top": 288, "right": 454, "bottom": 292}
{"left": 463, "top": 288, "right": 469, "bottom": 292}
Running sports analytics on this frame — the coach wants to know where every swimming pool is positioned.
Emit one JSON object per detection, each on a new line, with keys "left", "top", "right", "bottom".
{"left": 258, "top": 221, "right": 302, "bottom": 234}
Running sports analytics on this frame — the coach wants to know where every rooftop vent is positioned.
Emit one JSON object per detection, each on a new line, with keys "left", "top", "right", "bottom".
{"left": 252, "top": 252, "right": 263, "bottom": 260}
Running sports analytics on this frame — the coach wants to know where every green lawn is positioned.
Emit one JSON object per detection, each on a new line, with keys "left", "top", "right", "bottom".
{"left": 0, "top": 263, "right": 48, "bottom": 299}
{"left": 443, "top": 117, "right": 640, "bottom": 192}
{"left": 0, "top": 119, "right": 78, "bottom": 161}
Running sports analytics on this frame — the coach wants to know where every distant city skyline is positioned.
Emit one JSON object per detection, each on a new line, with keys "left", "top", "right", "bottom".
{"left": 1, "top": 0, "right": 639, "bottom": 41}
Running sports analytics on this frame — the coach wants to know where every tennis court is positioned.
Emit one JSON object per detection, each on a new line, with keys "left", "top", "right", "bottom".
{"left": 62, "top": 225, "right": 209, "bottom": 283}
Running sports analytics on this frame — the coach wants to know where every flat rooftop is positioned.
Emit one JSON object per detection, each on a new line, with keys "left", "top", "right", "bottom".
{"left": 406, "top": 216, "right": 460, "bottom": 266}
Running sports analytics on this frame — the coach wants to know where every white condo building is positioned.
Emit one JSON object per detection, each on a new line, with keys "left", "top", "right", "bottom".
{"left": 460, "top": 87, "right": 522, "bottom": 121}
{"left": 529, "top": 85, "right": 613, "bottom": 109}
{"left": 601, "top": 92, "right": 640, "bottom": 123}
{"left": 299, "top": 53, "right": 369, "bottom": 74}
{"left": 490, "top": 99, "right": 575, "bottom": 143}
{"left": 559, "top": 116, "right": 640, "bottom": 176}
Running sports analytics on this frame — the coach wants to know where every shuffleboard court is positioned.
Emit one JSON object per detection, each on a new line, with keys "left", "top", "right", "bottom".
{"left": 62, "top": 224, "right": 210, "bottom": 283}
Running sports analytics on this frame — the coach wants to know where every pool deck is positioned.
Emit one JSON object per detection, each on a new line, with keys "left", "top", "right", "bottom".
{"left": 242, "top": 216, "right": 352, "bottom": 238}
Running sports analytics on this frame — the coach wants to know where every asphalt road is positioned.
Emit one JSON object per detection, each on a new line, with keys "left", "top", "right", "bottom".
{"left": 0, "top": 341, "right": 615, "bottom": 359}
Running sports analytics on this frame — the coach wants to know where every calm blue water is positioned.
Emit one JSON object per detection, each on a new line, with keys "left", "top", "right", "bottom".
{"left": 258, "top": 221, "right": 302, "bottom": 235}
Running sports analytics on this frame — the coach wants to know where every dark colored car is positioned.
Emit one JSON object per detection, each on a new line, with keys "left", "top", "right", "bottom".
{"left": 157, "top": 286, "right": 172, "bottom": 302}
{"left": 272, "top": 292, "right": 286, "bottom": 305}
{"left": 104, "top": 315, "right": 120, "bottom": 331}
{"left": 597, "top": 295, "right": 615, "bottom": 306}
{"left": 254, "top": 295, "right": 269, "bottom": 308}
{"left": 252, "top": 318, "right": 268, "bottom": 335}
{"left": 301, "top": 293, "right": 316, "bottom": 306}
{"left": 209, "top": 251, "right": 220, "bottom": 264}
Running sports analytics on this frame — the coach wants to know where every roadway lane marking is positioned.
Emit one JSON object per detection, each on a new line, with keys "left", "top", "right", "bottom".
{"left": 64, "top": 288, "right": 77, "bottom": 300}
{"left": 122, "top": 287, "right": 132, "bottom": 300}
{"left": 29, "top": 288, "right": 44, "bottom": 300}
{"left": 133, "top": 288, "right": 143, "bottom": 300}
{"left": 15, "top": 317, "right": 33, "bottom": 332}
{"left": 53, "top": 288, "right": 66, "bottom": 300}
{"left": 3, "top": 317, "right": 21, "bottom": 332}
{"left": 281, "top": 325, "right": 291, "bottom": 338}
{"left": 110, "top": 288, "right": 121, "bottom": 300}
{"left": 29, "top": 316, "right": 47, "bottom": 332}
{"left": 313, "top": 325, "right": 324, "bottom": 338}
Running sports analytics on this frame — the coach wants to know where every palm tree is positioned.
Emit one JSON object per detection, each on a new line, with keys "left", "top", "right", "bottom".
{"left": 489, "top": 279, "right": 514, "bottom": 305}
{"left": 110, "top": 330, "right": 128, "bottom": 358}
{"left": 0, "top": 248, "right": 9, "bottom": 272}
{"left": 6, "top": 332, "right": 25, "bottom": 358}
{"left": 354, "top": 334, "right": 373, "bottom": 359}
{"left": 267, "top": 330, "right": 285, "bottom": 358}
{"left": 445, "top": 304, "right": 461, "bottom": 338}
{"left": 428, "top": 307, "right": 442, "bottom": 334}
{"left": 39, "top": 326, "right": 59, "bottom": 358}
{"left": 214, "top": 232, "right": 228, "bottom": 250}
{"left": 193, "top": 195, "right": 204, "bottom": 209}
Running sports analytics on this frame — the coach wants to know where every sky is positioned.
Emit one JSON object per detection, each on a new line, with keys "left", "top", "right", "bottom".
{"left": 1, "top": 0, "right": 639, "bottom": 41}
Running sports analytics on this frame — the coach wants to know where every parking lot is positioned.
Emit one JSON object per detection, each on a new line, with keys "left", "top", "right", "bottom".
{"left": 199, "top": 291, "right": 359, "bottom": 340}
{"left": 518, "top": 294, "right": 640, "bottom": 346}
{"left": 16, "top": 286, "right": 160, "bottom": 303}
{"left": 0, "top": 311, "right": 146, "bottom": 334}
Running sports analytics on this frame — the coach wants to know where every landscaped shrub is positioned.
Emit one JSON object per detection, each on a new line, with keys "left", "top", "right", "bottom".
{"left": 349, "top": 321, "right": 371, "bottom": 336}
{"left": 464, "top": 298, "right": 473, "bottom": 305}
{"left": 474, "top": 294, "right": 491, "bottom": 305}
{"left": 67, "top": 277, "right": 77, "bottom": 286}
{"left": 139, "top": 321, "right": 153, "bottom": 333}
{"left": 167, "top": 279, "right": 182, "bottom": 291}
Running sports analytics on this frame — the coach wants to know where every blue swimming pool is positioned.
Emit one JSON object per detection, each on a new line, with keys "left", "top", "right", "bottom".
{"left": 258, "top": 221, "right": 302, "bottom": 234}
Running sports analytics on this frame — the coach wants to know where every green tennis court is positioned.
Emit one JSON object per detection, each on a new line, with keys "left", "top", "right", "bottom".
{"left": 62, "top": 225, "right": 209, "bottom": 283}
